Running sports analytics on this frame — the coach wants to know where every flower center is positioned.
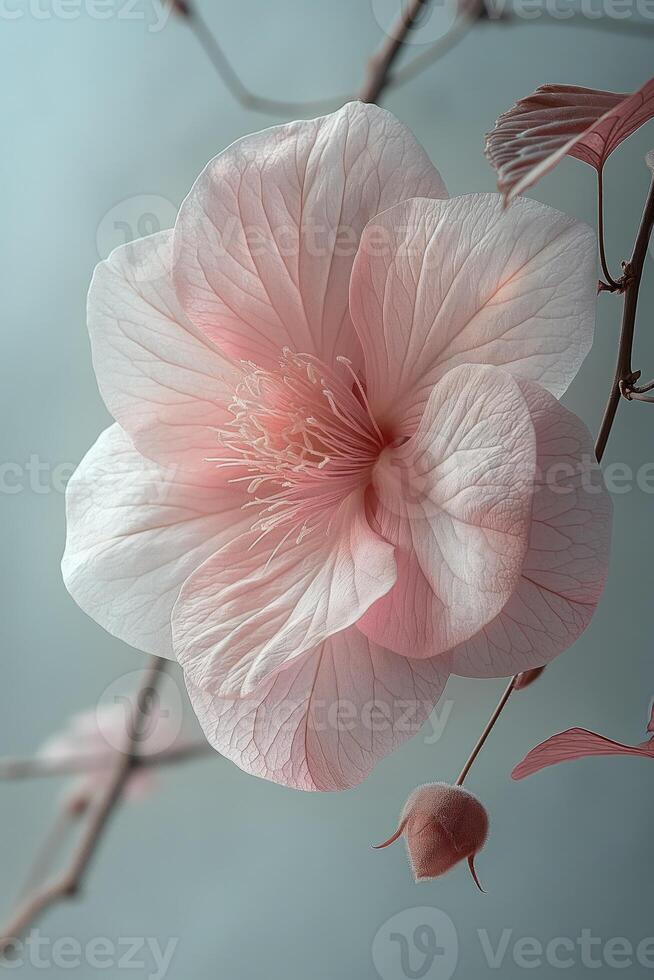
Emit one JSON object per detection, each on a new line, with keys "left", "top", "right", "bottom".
{"left": 212, "top": 350, "right": 385, "bottom": 542}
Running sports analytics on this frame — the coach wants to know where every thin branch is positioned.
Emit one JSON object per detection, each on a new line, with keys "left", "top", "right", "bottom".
{"left": 386, "top": 13, "right": 476, "bottom": 88}
{"left": 456, "top": 676, "right": 516, "bottom": 786}
{"left": 0, "top": 739, "right": 214, "bottom": 781}
{"left": 184, "top": 5, "right": 349, "bottom": 116}
{"left": 16, "top": 808, "right": 80, "bottom": 905}
{"left": 456, "top": 171, "right": 654, "bottom": 787}
{"left": 0, "top": 656, "right": 167, "bottom": 953}
{"left": 594, "top": 171, "right": 654, "bottom": 462}
{"left": 626, "top": 390, "right": 654, "bottom": 403}
{"left": 165, "top": 1, "right": 652, "bottom": 121}
{"left": 359, "top": 0, "right": 433, "bottom": 103}
{"left": 597, "top": 169, "right": 622, "bottom": 292}
{"left": 168, "top": 0, "right": 475, "bottom": 116}
{"left": 626, "top": 377, "right": 654, "bottom": 396}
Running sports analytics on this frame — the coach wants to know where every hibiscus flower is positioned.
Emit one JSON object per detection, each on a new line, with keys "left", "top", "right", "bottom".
{"left": 63, "top": 102, "right": 612, "bottom": 791}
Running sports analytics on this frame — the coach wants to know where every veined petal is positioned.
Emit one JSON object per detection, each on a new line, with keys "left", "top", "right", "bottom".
{"left": 88, "top": 231, "right": 239, "bottom": 472}
{"left": 350, "top": 194, "right": 596, "bottom": 435}
{"left": 185, "top": 629, "right": 450, "bottom": 791}
{"left": 172, "top": 492, "right": 396, "bottom": 697}
{"left": 449, "top": 380, "right": 612, "bottom": 678}
{"left": 512, "top": 728, "right": 654, "bottom": 780}
{"left": 357, "top": 364, "right": 536, "bottom": 658}
{"left": 485, "top": 80, "right": 654, "bottom": 205}
{"left": 62, "top": 425, "right": 249, "bottom": 659}
{"left": 173, "top": 102, "right": 446, "bottom": 371}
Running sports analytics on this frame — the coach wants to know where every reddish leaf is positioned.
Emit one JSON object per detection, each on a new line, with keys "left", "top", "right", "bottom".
{"left": 486, "top": 78, "right": 654, "bottom": 205}
{"left": 511, "top": 727, "right": 654, "bottom": 780}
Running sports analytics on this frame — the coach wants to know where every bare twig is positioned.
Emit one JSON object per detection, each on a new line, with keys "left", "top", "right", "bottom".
{"left": 386, "top": 13, "right": 477, "bottom": 88}
{"left": 457, "top": 171, "right": 654, "bottom": 788}
{"left": 0, "top": 657, "right": 167, "bottom": 953}
{"left": 16, "top": 809, "right": 80, "bottom": 905}
{"left": 0, "top": 739, "right": 214, "bottom": 781}
{"left": 167, "top": 0, "right": 476, "bottom": 115}
{"left": 183, "top": 4, "right": 349, "bottom": 116}
{"left": 164, "top": 1, "right": 651, "bottom": 120}
{"left": 359, "top": 0, "right": 433, "bottom": 103}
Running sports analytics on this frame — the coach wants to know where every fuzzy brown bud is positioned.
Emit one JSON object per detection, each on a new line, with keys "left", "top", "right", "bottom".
{"left": 374, "top": 782, "right": 489, "bottom": 889}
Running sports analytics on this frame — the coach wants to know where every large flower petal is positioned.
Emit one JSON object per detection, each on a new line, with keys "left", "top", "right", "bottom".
{"left": 357, "top": 364, "right": 536, "bottom": 658}
{"left": 350, "top": 194, "right": 596, "bottom": 434}
{"left": 185, "top": 629, "right": 450, "bottom": 791}
{"left": 449, "top": 380, "right": 612, "bottom": 678}
{"left": 512, "top": 728, "right": 654, "bottom": 780}
{"left": 88, "top": 231, "right": 239, "bottom": 472}
{"left": 62, "top": 425, "right": 249, "bottom": 659}
{"left": 173, "top": 102, "right": 446, "bottom": 371}
{"left": 172, "top": 493, "right": 396, "bottom": 697}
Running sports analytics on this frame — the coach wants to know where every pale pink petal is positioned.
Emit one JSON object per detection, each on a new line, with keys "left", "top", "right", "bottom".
{"left": 512, "top": 728, "right": 654, "bottom": 780}
{"left": 356, "top": 512, "right": 446, "bottom": 660}
{"left": 185, "top": 629, "right": 450, "bottom": 791}
{"left": 173, "top": 102, "right": 446, "bottom": 371}
{"left": 62, "top": 425, "right": 249, "bottom": 659}
{"left": 172, "top": 492, "right": 396, "bottom": 697}
{"left": 485, "top": 79, "right": 654, "bottom": 205}
{"left": 88, "top": 231, "right": 240, "bottom": 472}
{"left": 350, "top": 195, "right": 596, "bottom": 434}
{"left": 449, "top": 381, "right": 612, "bottom": 677}
{"left": 357, "top": 364, "right": 536, "bottom": 658}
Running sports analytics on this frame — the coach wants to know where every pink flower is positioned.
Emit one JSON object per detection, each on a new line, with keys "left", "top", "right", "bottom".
{"left": 39, "top": 704, "right": 180, "bottom": 806}
{"left": 63, "top": 103, "right": 612, "bottom": 791}
{"left": 374, "top": 783, "right": 489, "bottom": 888}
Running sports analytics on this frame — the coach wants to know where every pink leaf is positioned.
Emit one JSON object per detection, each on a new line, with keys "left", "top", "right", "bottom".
{"left": 511, "top": 727, "right": 654, "bottom": 780}
{"left": 486, "top": 78, "right": 654, "bottom": 205}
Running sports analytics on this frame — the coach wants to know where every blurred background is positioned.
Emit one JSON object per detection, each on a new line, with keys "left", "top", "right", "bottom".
{"left": 1, "top": 1, "right": 653, "bottom": 977}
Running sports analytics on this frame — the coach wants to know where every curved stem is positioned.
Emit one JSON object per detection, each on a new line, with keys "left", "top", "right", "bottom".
{"left": 628, "top": 377, "right": 654, "bottom": 395}
{"left": 597, "top": 169, "right": 621, "bottom": 291}
{"left": 187, "top": 6, "right": 350, "bottom": 116}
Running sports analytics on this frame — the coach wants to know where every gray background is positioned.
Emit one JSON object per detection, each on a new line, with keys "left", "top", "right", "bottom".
{"left": 1, "top": 1, "right": 653, "bottom": 977}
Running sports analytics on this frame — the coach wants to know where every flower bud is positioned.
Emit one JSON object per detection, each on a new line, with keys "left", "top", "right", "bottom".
{"left": 514, "top": 666, "right": 545, "bottom": 691}
{"left": 374, "top": 782, "right": 489, "bottom": 889}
